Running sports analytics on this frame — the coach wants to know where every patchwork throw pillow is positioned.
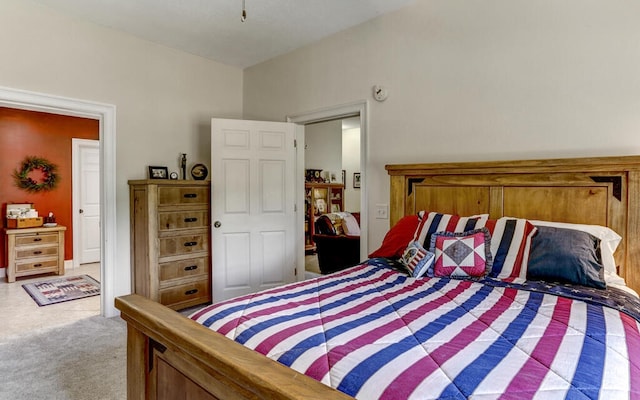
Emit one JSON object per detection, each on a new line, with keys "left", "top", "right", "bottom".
{"left": 413, "top": 211, "right": 489, "bottom": 249}
{"left": 399, "top": 241, "right": 435, "bottom": 278}
{"left": 483, "top": 217, "right": 537, "bottom": 281}
{"left": 369, "top": 214, "right": 420, "bottom": 259}
{"left": 429, "top": 228, "right": 492, "bottom": 278}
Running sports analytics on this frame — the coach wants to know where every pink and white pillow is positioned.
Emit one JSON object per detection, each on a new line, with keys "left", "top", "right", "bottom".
{"left": 429, "top": 228, "right": 492, "bottom": 278}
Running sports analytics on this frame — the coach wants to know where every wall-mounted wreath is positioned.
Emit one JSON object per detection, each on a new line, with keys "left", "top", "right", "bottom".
{"left": 13, "top": 156, "right": 59, "bottom": 192}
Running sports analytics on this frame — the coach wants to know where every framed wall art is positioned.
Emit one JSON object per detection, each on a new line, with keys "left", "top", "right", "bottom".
{"left": 353, "top": 172, "right": 361, "bottom": 189}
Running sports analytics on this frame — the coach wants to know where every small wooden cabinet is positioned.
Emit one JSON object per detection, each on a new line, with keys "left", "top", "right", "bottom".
{"left": 4, "top": 226, "right": 66, "bottom": 283}
{"left": 304, "top": 183, "right": 344, "bottom": 252}
{"left": 129, "top": 180, "right": 211, "bottom": 310}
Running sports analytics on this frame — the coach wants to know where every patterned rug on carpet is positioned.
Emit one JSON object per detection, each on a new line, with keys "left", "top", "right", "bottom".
{"left": 22, "top": 275, "right": 100, "bottom": 306}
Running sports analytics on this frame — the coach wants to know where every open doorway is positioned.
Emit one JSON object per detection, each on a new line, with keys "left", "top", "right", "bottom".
{"left": 0, "top": 86, "right": 118, "bottom": 319}
{"left": 0, "top": 109, "right": 102, "bottom": 338}
{"left": 287, "top": 100, "right": 368, "bottom": 280}
{"left": 303, "top": 117, "right": 361, "bottom": 276}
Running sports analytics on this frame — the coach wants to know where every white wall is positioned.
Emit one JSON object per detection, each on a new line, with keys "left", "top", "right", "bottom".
{"left": 0, "top": 0, "right": 243, "bottom": 306}
{"left": 304, "top": 120, "right": 342, "bottom": 179}
{"left": 342, "top": 127, "right": 361, "bottom": 213}
{"left": 243, "top": 0, "right": 640, "bottom": 252}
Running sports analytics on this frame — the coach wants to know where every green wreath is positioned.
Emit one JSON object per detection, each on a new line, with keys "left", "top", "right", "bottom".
{"left": 13, "top": 156, "right": 59, "bottom": 192}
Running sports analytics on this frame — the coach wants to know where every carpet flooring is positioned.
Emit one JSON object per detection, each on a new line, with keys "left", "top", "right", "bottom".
{"left": 0, "top": 316, "right": 126, "bottom": 399}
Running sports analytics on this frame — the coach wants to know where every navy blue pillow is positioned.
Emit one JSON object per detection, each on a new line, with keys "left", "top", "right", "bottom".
{"left": 527, "top": 226, "right": 606, "bottom": 289}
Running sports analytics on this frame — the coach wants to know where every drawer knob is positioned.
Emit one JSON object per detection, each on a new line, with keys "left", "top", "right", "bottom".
{"left": 183, "top": 193, "right": 197, "bottom": 198}
{"left": 33, "top": 251, "right": 42, "bottom": 255}
{"left": 184, "top": 241, "right": 197, "bottom": 247}
{"left": 33, "top": 238, "right": 42, "bottom": 242}
{"left": 184, "top": 265, "right": 198, "bottom": 271}
{"left": 184, "top": 217, "right": 198, "bottom": 223}
{"left": 185, "top": 289, "right": 198, "bottom": 296}
{"left": 34, "top": 263, "right": 43, "bottom": 267}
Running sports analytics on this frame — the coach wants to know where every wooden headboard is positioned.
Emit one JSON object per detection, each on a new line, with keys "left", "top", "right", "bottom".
{"left": 386, "top": 155, "right": 640, "bottom": 293}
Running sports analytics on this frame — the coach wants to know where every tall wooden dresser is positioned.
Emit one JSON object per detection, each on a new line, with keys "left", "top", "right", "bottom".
{"left": 128, "top": 180, "right": 211, "bottom": 310}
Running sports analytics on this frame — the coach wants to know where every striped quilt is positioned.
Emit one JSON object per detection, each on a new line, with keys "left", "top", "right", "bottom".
{"left": 191, "top": 259, "right": 640, "bottom": 399}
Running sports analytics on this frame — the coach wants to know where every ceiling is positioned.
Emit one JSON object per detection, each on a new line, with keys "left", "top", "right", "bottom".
{"left": 30, "top": 0, "right": 414, "bottom": 68}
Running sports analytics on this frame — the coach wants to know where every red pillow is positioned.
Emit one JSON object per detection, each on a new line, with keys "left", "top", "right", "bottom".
{"left": 369, "top": 215, "right": 420, "bottom": 259}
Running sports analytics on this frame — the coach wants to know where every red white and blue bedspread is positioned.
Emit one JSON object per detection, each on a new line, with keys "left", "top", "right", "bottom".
{"left": 191, "top": 259, "right": 640, "bottom": 399}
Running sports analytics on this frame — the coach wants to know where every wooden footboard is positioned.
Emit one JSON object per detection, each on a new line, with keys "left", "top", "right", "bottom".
{"left": 115, "top": 294, "right": 352, "bottom": 400}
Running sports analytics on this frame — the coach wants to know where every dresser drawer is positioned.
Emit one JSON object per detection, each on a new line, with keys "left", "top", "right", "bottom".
{"left": 160, "top": 257, "right": 209, "bottom": 282}
{"left": 158, "top": 186, "right": 209, "bottom": 206}
{"left": 160, "top": 279, "right": 210, "bottom": 308}
{"left": 159, "top": 233, "right": 209, "bottom": 257}
{"left": 15, "top": 258, "right": 59, "bottom": 273}
{"left": 15, "top": 233, "right": 59, "bottom": 247}
{"left": 15, "top": 245, "right": 58, "bottom": 259}
{"left": 158, "top": 210, "right": 209, "bottom": 232}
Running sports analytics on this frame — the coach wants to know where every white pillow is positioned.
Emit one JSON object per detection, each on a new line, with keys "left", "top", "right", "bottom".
{"left": 340, "top": 212, "right": 360, "bottom": 236}
{"left": 529, "top": 219, "right": 622, "bottom": 281}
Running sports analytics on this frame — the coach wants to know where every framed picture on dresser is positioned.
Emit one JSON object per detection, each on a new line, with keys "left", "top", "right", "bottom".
{"left": 148, "top": 166, "right": 168, "bottom": 179}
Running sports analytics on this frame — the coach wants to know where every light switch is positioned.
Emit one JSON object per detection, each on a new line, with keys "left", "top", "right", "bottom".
{"left": 375, "top": 204, "right": 388, "bottom": 219}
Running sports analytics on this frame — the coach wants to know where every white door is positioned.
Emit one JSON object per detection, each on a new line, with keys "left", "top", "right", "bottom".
{"left": 211, "top": 118, "right": 297, "bottom": 301}
{"left": 72, "top": 139, "right": 101, "bottom": 267}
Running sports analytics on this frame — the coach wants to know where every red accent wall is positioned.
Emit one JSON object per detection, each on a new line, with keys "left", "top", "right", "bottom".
{"left": 0, "top": 107, "right": 99, "bottom": 270}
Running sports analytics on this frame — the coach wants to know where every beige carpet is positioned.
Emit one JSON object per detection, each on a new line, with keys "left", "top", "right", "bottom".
{"left": 0, "top": 315, "right": 126, "bottom": 399}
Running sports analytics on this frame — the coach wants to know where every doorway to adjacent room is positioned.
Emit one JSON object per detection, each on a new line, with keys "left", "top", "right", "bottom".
{"left": 0, "top": 86, "right": 118, "bottom": 318}
{"left": 303, "top": 117, "right": 362, "bottom": 276}
{"left": 287, "top": 101, "right": 368, "bottom": 279}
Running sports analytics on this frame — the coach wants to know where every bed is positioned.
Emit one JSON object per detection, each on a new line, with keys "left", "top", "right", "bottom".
{"left": 116, "top": 155, "right": 640, "bottom": 400}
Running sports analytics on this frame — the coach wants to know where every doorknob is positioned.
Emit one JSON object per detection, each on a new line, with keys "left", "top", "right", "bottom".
{"left": 214, "top": 221, "right": 221, "bottom": 228}
{"left": 79, "top": 209, "right": 84, "bottom": 214}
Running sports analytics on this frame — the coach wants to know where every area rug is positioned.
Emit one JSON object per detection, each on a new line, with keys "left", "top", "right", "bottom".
{"left": 22, "top": 275, "right": 100, "bottom": 306}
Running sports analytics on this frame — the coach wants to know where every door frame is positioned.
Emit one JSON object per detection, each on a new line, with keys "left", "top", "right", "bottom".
{"left": 0, "top": 86, "right": 118, "bottom": 317}
{"left": 287, "top": 100, "right": 369, "bottom": 279}
{"left": 72, "top": 138, "right": 100, "bottom": 269}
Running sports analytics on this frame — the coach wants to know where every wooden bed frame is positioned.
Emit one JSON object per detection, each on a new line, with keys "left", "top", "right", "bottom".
{"left": 116, "top": 155, "right": 640, "bottom": 400}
